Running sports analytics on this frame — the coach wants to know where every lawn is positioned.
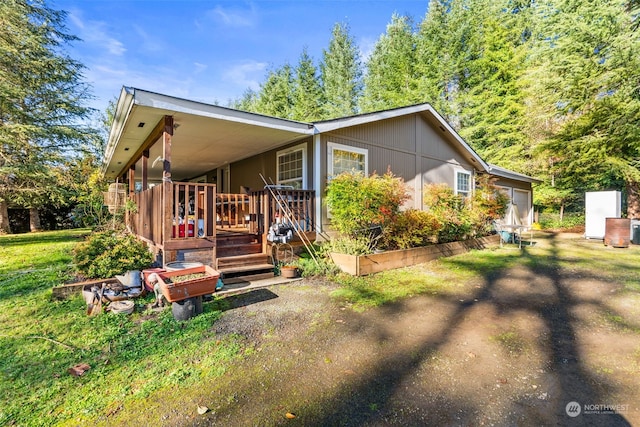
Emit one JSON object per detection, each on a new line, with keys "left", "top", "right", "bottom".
{"left": 0, "top": 230, "right": 243, "bottom": 426}
{"left": 1, "top": 230, "right": 639, "bottom": 425}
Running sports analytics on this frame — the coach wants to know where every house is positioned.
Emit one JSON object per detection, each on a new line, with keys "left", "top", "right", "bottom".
{"left": 102, "top": 87, "right": 538, "bottom": 272}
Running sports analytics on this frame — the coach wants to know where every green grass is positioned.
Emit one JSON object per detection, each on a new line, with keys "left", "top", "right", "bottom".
{"left": 3, "top": 230, "right": 640, "bottom": 424}
{"left": 0, "top": 230, "right": 243, "bottom": 426}
{"left": 330, "top": 247, "right": 523, "bottom": 311}
{"left": 331, "top": 260, "right": 470, "bottom": 311}
{"left": 329, "top": 233, "right": 640, "bottom": 313}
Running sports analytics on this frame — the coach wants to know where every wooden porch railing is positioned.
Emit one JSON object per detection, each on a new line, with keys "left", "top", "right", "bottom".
{"left": 130, "top": 183, "right": 163, "bottom": 243}
{"left": 216, "top": 193, "right": 251, "bottom": 228}
{"left": 129, "top": 183, "right": 315, "bottom": 247}
{"left": 250, "top": 188, "right": 316, "bottom": 235}
{"left": 130, "top": 182, "right": 218, "bottom": 244}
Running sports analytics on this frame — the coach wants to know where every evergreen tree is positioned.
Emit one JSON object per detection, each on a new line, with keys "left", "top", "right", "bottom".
{"left": 255, "top": 64, "right": 294, "bottom": 119}
{"left": 292, "top": 48, "right": 323, "bottom": 121}
{"left": 320, "top": 22, "right": 363, "bottom": 119}
{"left": 455, "top": 0, "right": 531, "bottom": 169}
{"left": 229, "top": 88, "right": 259, "bottom": 113}
{"left": 360, "top": 14, "right": 418, "bottom": 112}
{"left": 0, "top": 0, "right": 94, "bottom": 233}
{"left": 532, "top": 0, "right": 640, "bottom": 216}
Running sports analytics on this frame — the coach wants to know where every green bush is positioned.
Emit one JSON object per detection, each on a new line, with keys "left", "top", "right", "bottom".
{"left": 538, "top": 212, "right": 585, "bottom": 230}
{"left": 423, "top": 176, "right": 508, "bottom": 243}
{"left": 296, "top": 256, "right": 340, "bottom": 277}
{"left": 325, "top": 169, "right": 410, "bottom": 237}
{"left": 467, "top": 175, "right": 510, "bottom": 237}
{"left": 327, "top": 235, "right": 375, "bottom": 255}
{"left": 73, "top": 231, "right": 154, "bottom": 278}
{"left": 423, "top": 183, "right": 472, "bottom": 242}
{"left": 380, "top": 209, "right": 442, "bottom": 249}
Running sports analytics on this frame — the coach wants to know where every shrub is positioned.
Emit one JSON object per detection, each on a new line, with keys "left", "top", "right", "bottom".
{"left": 73, "top": 231, "right": 154, "bottom": 278}
{"left": 296, "top": 256, "right": 340, "bottom": 277}
{"left": 327, "top": 235, "right": 375, "bottom": 255}
{"left": 380, "top": 209, "right": 442, "bottom": 249}
{"left": 538, "top": 212, "right": 585, "bottom": 230}
{"left": 423, "top": 183, "right": 472, "bottom": 242}
{"left": 423, "top": 175, "right": 508, "bottom": 243}
{"left": 325, "top": 169, "right": 410, "bottom": 237}
{"left": 467, "top": 174, "right": 510, "bottom": 237}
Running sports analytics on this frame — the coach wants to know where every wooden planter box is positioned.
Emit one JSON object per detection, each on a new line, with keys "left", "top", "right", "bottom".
{"left": 157, "top": 265, "right": 221, "bottom": 302}
{"left": 330, "top": 235, "right": 499, "bottom": 276}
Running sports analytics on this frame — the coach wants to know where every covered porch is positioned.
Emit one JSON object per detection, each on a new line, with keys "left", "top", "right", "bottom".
{"left": 102, "top": 87, "right": 318, "bottom": 272}
{"left": 127, "top": 181, "right": 315, "bottom": 272}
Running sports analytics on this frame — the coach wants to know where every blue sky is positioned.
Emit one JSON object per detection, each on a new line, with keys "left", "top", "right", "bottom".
{"left": 52, "top": 0, "right": 431, "bottom": 115}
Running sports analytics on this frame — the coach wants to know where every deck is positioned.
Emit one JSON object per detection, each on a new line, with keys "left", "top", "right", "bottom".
{"left": 128, "top": 182, "right": 315, "bottom": 272}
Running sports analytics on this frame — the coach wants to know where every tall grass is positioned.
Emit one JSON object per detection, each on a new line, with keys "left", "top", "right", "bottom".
{"left": 0, "top": 230, "right": 242, "bottom": 426}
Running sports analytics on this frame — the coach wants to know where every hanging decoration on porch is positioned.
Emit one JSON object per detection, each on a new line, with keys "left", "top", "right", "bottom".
{"left": 103, "top": 182, "right": 127, "bottom": 214}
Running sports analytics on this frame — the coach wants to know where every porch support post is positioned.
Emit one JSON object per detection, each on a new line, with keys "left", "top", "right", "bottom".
{"left": 127, "top": 166, "right": 135, "bottom": 230}
{"left": 162, "top": 116, "right": 173, "bottom": 250}
{"left": 141, "top": 149, "right": 149, "bottom": 190}
{"left": 128, "top": 166, "right": 135, "bottom": 197}
{"left": 313, "top": 133, "right": 322, "bottom": 234}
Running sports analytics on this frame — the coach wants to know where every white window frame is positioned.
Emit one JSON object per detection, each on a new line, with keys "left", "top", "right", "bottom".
{"left": 276, "top": 143, "right": 307, "bottom": 189}
{"left": 327, "top": 142, "right": 368, "bottom": 178}
{"left": 455, "top": 169, "right": 472, "bottom": 198}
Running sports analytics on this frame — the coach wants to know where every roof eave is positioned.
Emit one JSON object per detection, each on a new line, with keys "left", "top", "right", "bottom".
{"left": 487, "top": 164, "right": 542, "bottom": 184}
{"left": 101, "top": 87, "right": 136, "bottom": 177}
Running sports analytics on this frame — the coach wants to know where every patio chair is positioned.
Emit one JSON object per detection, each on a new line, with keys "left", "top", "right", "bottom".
{"left": 492, "top": 220, "right": 516, "bottom": 248}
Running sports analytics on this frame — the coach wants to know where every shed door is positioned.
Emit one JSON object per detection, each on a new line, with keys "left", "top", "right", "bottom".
{"left": 512, "top": 189, "right": 531, "bottom": 226}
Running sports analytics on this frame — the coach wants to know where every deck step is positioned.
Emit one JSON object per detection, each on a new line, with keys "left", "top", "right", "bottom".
{"left": 217, "top": 234, "right": 258, "bottom": 246}
{"left": 218, "top": 263, "right": 275, "bottom": 276}
{"left": 216, "top": 254, "right": 270, "bottom": 268}
{"left": 216, "top": 243, "right": 262, "bottom": 258}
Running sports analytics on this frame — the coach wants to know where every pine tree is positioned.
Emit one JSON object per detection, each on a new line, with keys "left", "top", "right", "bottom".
{"left": 360, "top": 14, "right": 418, "bottom": 112}
{"left": 229, "top": 88, "right": 259, "bottom": 112}
{"left": 255, "top": 64, "right": 294, "bottom": 119}
{"left": 320, "top": 22, "right": 363, "bottom": 119}
{"left": 414, "top": 0, "right": 469, "bottom": 124}
{"left": 292, "top": 48, "right": 323, "bottom": 122}
{"left": 533, "top": 0, "right": 640, "bottom": 216}
{"left": 454, "top": 0, "right": 530, "bottom": 168}
{"left": 0, "top": 0, "right": 94, "bottom": 233}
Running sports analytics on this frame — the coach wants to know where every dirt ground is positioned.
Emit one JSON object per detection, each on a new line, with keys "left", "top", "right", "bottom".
{"left": 106, "top": 233, "right": 640, "bottom": 426}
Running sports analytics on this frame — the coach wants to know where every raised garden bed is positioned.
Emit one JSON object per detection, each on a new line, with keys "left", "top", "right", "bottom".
{"left": 157, "top": 265, "right": 221, "bottom": 302}
{"left": 330, "top": 235, "right": 499, "bottom": 276}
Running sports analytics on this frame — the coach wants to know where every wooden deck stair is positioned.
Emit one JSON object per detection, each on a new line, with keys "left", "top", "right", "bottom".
{"left": 216, "top": 230, "right": 273, "bottom": 276}
{"left": 216, "top": 253, "right": 274, "bottom": 276}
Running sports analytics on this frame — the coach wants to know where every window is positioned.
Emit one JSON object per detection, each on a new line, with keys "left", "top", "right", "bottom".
{"left": 277, "top": 144, "right": 306, "bottom": 189}
{"left": 327, "top": 142, "right": 368, "bottom": 177}
{"left": 456, "top": 170, "right": 472, "bottom": 198}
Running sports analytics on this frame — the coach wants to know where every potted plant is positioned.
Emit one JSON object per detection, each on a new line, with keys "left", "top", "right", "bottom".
{"left": 280, "top": 264, "right": 299, "bottom": 278}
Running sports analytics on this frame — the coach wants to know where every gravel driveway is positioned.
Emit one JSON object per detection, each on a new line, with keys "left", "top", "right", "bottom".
{"left": 105, "top": 233, "right": 640, "bottom": 426}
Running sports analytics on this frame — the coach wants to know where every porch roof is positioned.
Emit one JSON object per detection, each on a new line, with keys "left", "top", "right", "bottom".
{"left": 103, "top": 87, "right": 314, "bottom": 181}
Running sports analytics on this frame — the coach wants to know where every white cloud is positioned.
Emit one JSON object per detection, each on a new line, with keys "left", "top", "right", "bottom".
{"left": 194, "top": 62, "right": 208, "bottom": 74}
{"left": 206, "top": 4, "right": 256, "bottom": 28}
{"left": 67, "top": 10, "right": 126, "bottom": 56}
{"left": 223, "top": 60, "right": 268, "bottom": 91}
{"left": 133, "top": 25, "right": 163, "bottom": 53}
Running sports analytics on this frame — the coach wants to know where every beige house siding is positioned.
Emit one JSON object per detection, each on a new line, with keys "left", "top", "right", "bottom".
{"left": 230, "top": 138, "right": 313, "bottom": 192}
{"left": 318, "top": 113, "right": 486, "bottom": 230}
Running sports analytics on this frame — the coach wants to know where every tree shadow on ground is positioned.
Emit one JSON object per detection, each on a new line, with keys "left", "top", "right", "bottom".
{"left": 270, "top": 233, "right": 633, "bottom": 425}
